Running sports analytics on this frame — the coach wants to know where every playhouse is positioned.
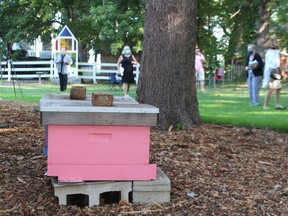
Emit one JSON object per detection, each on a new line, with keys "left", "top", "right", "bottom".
{"left": 51, "top": 25, "right": 78, "bottom": 77}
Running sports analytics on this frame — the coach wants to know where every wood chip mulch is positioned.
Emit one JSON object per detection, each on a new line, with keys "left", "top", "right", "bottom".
{"left": 0, "top": 100, "right": 288, "bottom": 215}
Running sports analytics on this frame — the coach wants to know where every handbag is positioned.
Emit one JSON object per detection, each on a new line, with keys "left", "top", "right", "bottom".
{"left": 270, "top": 68, "right": 282, "bottom": 80}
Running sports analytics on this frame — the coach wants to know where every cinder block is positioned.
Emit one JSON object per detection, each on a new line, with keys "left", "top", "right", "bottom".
{"left": 52, "top": 179, "right": 132, "bottom": 207}
{"left": 133, "top": 191, "right": 170, "bottom": 204}
{"left": 133, "top": 168, "right": 170, "bottom": 204}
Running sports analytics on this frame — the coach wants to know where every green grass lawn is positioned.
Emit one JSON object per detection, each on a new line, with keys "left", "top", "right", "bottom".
{"left": 198, "top": 81, "right": 288, "bottom": 132}
{"left": 0, "top": 79, "right": 287, "bottom": 132}
{"left": 0, "top": 80, "right": 137, "bottom": 102}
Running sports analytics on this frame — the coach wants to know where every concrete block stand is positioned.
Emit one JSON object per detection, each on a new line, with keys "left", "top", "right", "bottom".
{"left": 52, "top": 168, "right": 171, "bottom": 206}
{"left": 133, "top": 168, "right": 171, "bottom": 204}
{"left": 52, "top": 179, "right": 132, "bottom": 207}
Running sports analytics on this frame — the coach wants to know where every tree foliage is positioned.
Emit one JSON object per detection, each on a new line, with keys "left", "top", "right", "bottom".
{"left": 270, "top": 0, "right": 288, "bottom": 49}
{"left": 0, "top": 0, "right": 144, "bottom": 55}
{"left": 197, "top": 0, "right": 261, "bottom": 68}
{"left": 88, "top": 0, "right": 144, "bottom": 54}
{"left": 0, "top": 0, "right": 287, "bottom": 59}
{"left": 196, "top": 0, "right": 288, "bottom": 70}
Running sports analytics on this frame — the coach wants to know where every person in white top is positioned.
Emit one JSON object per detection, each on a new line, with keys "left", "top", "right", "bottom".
{"left": 54, "top": 48, "right": 73, "bottom": 91}
{"left": 262, "top": 38, "right": 285, "bottom": 109}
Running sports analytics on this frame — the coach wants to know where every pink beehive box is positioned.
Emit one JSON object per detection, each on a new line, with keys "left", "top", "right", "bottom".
{"left": 40, "top": 94, "right": 159, "bottom": 181}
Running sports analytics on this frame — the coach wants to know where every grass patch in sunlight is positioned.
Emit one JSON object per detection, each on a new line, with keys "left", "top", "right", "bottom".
{"left": 198, "top": 84, "right": 288, "bottom": 132}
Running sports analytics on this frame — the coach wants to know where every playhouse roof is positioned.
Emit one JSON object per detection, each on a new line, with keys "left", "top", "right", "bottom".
{"left": 57, "top": 25, "right": 77, "bottom": 41}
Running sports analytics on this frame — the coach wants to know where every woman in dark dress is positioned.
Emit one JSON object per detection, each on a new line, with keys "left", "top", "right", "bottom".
{"left": 117, "top": 45, "right": 138, "bottom": 98}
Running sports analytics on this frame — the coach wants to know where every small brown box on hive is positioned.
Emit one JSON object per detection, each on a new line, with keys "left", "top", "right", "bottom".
{"left": 70, "top": 86, "right": 86, "bottom": 100}
{"left": 91, "top": 92, "right": 113, "bottom": 106}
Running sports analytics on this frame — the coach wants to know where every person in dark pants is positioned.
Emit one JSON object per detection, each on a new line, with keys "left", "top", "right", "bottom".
{"left": 245, "top": 44, "right": 264, "bottom": 106}
{"left": 54, "top": 48, "right": 73, "bottom": 91}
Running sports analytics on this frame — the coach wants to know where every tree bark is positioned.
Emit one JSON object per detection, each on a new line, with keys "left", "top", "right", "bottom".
{"left": 137, "top": 0, "right": 201, "bottom": 130}
{"left": 256, "top": 0, "right": 272, "bottom": 56}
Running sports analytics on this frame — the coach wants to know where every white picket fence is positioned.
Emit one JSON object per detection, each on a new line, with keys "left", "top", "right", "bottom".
{"left": 0, "top": 60, "right": 140, "bottom": 84}
{"left": 0, "top": 60, "right": 53, "bottom": 81}
{"left": 78, "top": 62, "right": 140, "bottom": 84}
{"left": 0, "top": 60, "right": 244, "bottom": 84}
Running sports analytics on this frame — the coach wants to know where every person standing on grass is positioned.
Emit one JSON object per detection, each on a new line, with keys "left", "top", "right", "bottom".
{"left": 195, "top": 48, "right": 206, "bottom": 92}
{"left": 116, "top": 45, "right": 138, "bottom": 99}
{"left": 262, "top": 38, "right": 285, "bottom": 110}
{"left": 54, "top": 48, "right": 73, "bottom": 92}
{"left": 245, "top": 44, "right": 264, "bottom": 106}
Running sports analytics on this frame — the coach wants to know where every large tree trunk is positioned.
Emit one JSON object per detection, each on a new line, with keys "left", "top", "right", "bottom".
{"left": 137, "top": 0, "right": 201, "bottom": 130}
{"left": 256, "top": 0, "right": 272, "bottom": 56}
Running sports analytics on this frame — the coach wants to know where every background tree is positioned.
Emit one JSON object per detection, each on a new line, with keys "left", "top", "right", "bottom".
{"left": 196, "top": 0, "right": 224, "bottom": 73}
{"left": 267, "top": 0, "right": 288, "bottom": 49}
{"left": 88, "top": 0, "right": 144, "bottom": 54}
{"left": 137, "top": 0, "right": 201, "bottom": 129}
{"left": 0, "top": 0, "right": 144, "bottom": 57}
{"left": 195, "top": 0, "right": 262, "bottom": 72}
{"left": 196, "top": 0, "right": 288, "bottom": 70}
{"left": 1, "top": 0, "right": 287, "bottom": 62}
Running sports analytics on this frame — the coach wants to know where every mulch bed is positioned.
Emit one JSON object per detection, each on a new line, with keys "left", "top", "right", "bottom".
{"left": 0, "top": 100, "right": 288, "bottom": 215}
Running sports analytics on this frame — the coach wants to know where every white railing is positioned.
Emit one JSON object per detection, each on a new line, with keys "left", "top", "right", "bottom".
{"left": 78, "top": 62, "right": 140, "bottom": 84}
{"left": 0, "top": 60, "right": 54, "bottom": 81}
{"left": 0, "top": 60, "right": 140, "bottom": 84}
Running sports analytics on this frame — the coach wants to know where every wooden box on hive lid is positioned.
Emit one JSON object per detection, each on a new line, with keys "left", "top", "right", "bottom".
{"left": 91, "top": 92, "right": 113, "bottom": 106}
{"left": 70, "top": 86, "right": 86, "bottom": 100}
